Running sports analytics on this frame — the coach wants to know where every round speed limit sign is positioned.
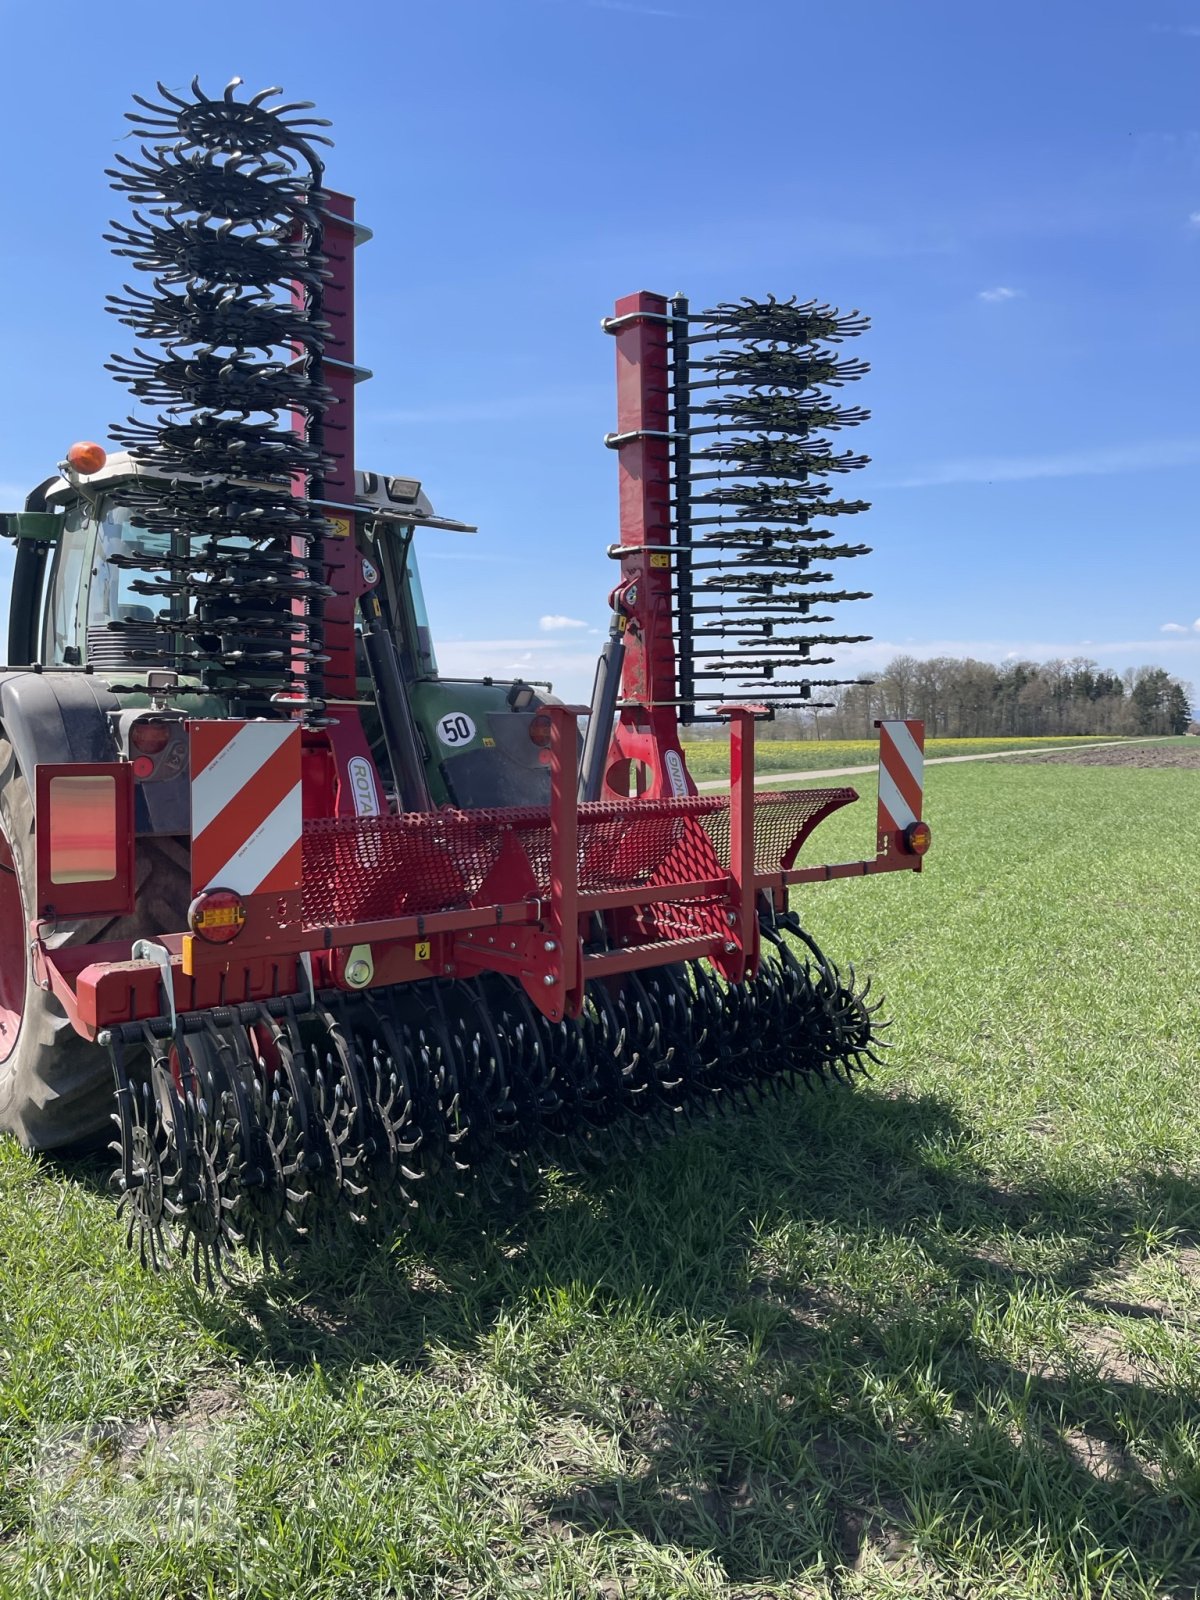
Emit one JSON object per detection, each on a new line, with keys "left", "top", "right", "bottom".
{"left": 436, "top": 711, "right": 477, "bottom": 747}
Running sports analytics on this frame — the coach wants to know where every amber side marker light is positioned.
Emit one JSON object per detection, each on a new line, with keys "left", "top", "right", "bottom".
{"left": 904, "top": 820, "right": 932, "bottom": 856}
{"left": 188, "top": 888, "right": 247, "bottom": 945}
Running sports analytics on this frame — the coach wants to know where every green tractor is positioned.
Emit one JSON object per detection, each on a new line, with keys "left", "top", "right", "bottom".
{"left": 0, "top": 78, "right": 927, "bottom": 1279}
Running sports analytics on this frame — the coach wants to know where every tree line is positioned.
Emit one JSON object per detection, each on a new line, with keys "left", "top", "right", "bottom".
{"left": 746, "top": 656, "right": 1195, "bottom": 740}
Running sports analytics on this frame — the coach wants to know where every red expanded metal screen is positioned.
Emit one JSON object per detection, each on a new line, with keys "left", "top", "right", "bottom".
{"left": 302, "top": 811, "right": 506, "bottom": 923}
{"left": 532, "top": 795, "right": 727, "bottom": 896}
{"left": 701, "top": 788, "right": 858, "bottom": 875}
{"left": 299, "top": 788, "right": 856, "bottom": 929}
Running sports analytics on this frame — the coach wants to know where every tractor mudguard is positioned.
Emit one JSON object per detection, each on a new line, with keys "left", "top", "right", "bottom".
{"left": 0, "top": 672, "right": 192, "bottom": 1156}
{"left": 0, "top": 671, "right": 120, "bottom": 777}
{"left": 0, "top": 673, "right": 189, "bottom": 836}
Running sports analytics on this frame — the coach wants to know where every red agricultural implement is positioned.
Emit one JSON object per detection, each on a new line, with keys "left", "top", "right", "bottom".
{"left": 0, "top": 80, "right": 929, "bottom": 1280}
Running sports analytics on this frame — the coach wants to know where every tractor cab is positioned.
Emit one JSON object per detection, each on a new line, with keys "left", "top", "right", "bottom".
{"left": 4, "top": 456, "right": 561, "bottom": 809}
{"left": 10, "top": 454, "right": 462, "bottom": 675}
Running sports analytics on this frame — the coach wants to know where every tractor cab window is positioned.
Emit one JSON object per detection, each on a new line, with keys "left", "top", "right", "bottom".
{"left": 87, "top": 504, "right": 168, "bottom": 628}
{"left": 370, "top": 521, "right": 439, "bottom": 679}
{"left": 405, "top": 546, "right": 438, "bottom": 678}
{"left": 41, "top": 494, "right": 175, "bottom": 669}
{"left": 42, "top": 502, "right": 92, "bottom": 665}
{"left": 85, "top": 502, "right": 170, "bottom": 669}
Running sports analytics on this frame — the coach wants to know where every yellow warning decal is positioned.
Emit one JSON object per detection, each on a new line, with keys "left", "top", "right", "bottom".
{"left": 328, "top": 516, "right": 352, "bottom": 539}
{"left": 481, "top": 736, "right": 496, "bottom": 747}
{"left": 649, "top": 552, "right": 670, "bottom": 568}
{"left": 414, "top": 941, "right": 431, "bottom": 963}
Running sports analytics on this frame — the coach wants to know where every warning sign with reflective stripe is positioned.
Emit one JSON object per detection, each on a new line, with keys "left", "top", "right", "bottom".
{"left": 189, "top": 721, "right": 302, "bottom": 896}
{"left": 877, "top": 719, "right": 925, "bottom": 835}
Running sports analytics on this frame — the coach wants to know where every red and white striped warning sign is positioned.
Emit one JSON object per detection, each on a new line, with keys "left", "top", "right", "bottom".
{"left": 189, "top": 721, "right": 302, "bottom": 897}
{"left": 876, "top": 719, "right": 925, "bottom": 836}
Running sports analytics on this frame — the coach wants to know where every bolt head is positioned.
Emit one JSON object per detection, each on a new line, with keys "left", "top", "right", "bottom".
{"left": 723, "top": 941, "right": 737, "bottom": 954}
{"left": 543, "top": 939, "right": 557, "bottom": 953}
{"left": 542, "top": 973, "right": 556, "bottom": 987}
{"left": 346, "top": 959, "right": 371, "bottom": 986}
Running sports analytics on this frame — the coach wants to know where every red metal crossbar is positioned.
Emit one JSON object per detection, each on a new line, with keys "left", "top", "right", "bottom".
{"left": 41, "top": 705, "right": 926, "bottom": 1038}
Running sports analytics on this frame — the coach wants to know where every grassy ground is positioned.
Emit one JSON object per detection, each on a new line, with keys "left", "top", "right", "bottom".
{"left": 679, "top": 735, "right": 1138, "bottom": 783}
{"left": 2, "top": 760, "right": 1199, "bottom": 1597}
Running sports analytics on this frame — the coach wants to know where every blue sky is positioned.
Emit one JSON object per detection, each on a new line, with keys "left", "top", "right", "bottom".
{"left": 2, "top": 0, "right": 1198, "bottom": 702}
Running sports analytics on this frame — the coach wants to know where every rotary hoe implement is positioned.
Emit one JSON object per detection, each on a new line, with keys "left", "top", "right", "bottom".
{"left": 0, "top": 79, "right": 931, "bottom": 1282}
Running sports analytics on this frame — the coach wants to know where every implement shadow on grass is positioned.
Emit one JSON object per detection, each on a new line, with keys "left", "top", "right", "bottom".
{"left": 186, "top": 1084, "right": 1200, "bottom": 1592}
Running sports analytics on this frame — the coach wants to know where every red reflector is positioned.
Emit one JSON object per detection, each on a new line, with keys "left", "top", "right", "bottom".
{"left": 48, "top": 774, "right": 118, "bottom": 884}
{"left": 904, "top": 820, "right": 932, "bottom": 856}
{"left": 188, "top": 888, "right": 247, "bottom": 944}
{"left": 130, "top": 720, "right": 172, "bottom": 755}
{"left": 132, "top": 755, "right": 155, "bottom": 780}
{"left": 529, "top": 712, "right": 553, "bottom": 748}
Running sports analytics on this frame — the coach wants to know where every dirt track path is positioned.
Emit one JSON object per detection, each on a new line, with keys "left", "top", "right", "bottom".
{"left": 694, "top": 737, "right": 1170, "bottom": 791}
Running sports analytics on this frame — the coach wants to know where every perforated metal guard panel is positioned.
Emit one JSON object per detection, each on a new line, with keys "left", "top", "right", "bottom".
{"left": 299, "top": 789, "right": 856, "bottom": 928}
{"left": 526, "top": 795, "right": 729, "bottom": 897}
{"left": 302, "top": 811, "right": 508, "bottom": 923}
{"left": 700, "top": 788, "right": 859, "bottom": 875}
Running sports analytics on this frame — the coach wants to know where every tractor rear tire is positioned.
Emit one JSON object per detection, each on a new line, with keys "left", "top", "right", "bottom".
{"left": 0, "top": 743, "right": 190, "bottom": 1152}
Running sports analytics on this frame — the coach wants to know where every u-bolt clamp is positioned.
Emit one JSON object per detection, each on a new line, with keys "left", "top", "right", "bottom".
{"left": 132, "top": 938, "right": 177, "bottom": 1037}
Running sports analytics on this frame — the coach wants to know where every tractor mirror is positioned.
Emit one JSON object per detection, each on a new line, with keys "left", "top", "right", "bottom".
{"left": 3, "top": 512, "right": 62, "bottom": 543}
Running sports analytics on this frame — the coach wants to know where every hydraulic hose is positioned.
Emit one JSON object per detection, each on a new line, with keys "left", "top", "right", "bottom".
{"left": 363, "top": 620, "right": 432, "bottom": 813}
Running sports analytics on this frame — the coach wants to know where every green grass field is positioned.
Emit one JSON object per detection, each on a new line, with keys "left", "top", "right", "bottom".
{"left": 2, "top": 758, "right": 1199, "bottom": 1598}
{"left": 679, "top": 735, "right": 1137, "bottom": 783}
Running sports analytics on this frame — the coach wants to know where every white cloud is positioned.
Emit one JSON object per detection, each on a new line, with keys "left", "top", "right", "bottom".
{"left": 437, "top": 635, "right": 601, "bottom": 701}
{"left": 1190, "top": 212, "right": 1200, "bottom": 226}
{"left": 539, "top": 614, "right": 588, "bottom": 631}
{"left": 978, "top": 286, "right": 1021, "bottom": 302}
{"left": 880, "top": 436, "right": 1200, "bottom": 489}
{"left": 1195, "top": 618, "right": 1200, "bottom": 632}
{"left": 1162, "top": 622, "right": 1188, "bottom": 633}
